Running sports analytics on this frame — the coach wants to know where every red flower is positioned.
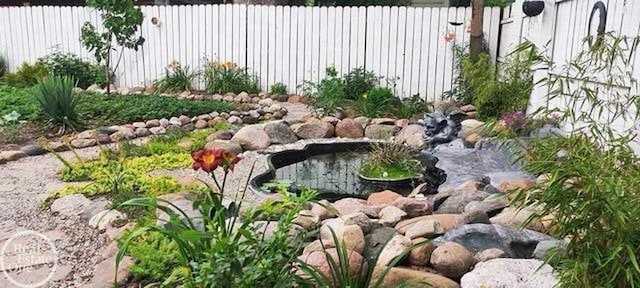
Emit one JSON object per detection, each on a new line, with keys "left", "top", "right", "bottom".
{"left": 192, "top": 148, "right": 223, "bottom": 173}
{"left": 222, "top": 150, "right": 243, "bottom": 171}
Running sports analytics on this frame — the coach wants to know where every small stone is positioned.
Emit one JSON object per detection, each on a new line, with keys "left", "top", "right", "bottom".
{"left": 392, "top": 197, "right": 432, "bottom": 217}
{"left": 70, "top": 138, "right": 97, "bottom": 148}
{"left": 310, "top": 200, "right": 337, "bottom": 221}
{"left": 159, "top": 118, "right": 170, "bottom": 127}
{"left": 341, "top": 211, "right": 375, "bottom": 233}
{"left": 395, "top": 119, "right": 409, "bottom": 128}
{"left": 395, "top": 214, "right": 463, "bottom": 235}
{"left": 372, "top": 266, "right": 460, "bottom": 288}
{"left": 297, "top": 249, "right": 364, "bottom": 284}
{"left": 460, "top": 104, "right": 476, "bottom": 112}
{"left": 291, "top": 122, "right": 334, "bottom": 139}
{"left": 50, "top": 194, "right": 92, "bottom": 217}
{"left": 134, "top": 127, "right": 150, "bottom": 137}
{"left": 353, "top": 116, "right": 370, "bottom": 128}
{"left": 408, "top": 237, "right": 436, "bottom": 265}
{"left": 321, "top": 116, "right": 340, "bottom": 126}
{"left": 20, "top": 145, "right": 47, "bottom": 156}
{"left": 321, "top": 224, "right": 365, "bottom": 255}
{"left": 169, "top": 117, "right": 182, "bottom": 126}
{"left": 288, "top": 95, "right": 303, "bottom": 103}
{"left": 376, "top": 234, "right": 412, "bottom": 266}
{"left": 132, "top": 122, "right": 146, "bottom": 128}
{"left": 149, "top": 127, "right": 166, "bottom": 135}
{"left": 490, "top": 207, "right": 546, "bottom": 232}
{"left": 302, "top": 239, "right": 336, "bottom": 255}
{"left": 532, "top": 240, "right": 566, "bottom": 260}
{"left": 404, "top": 219, "right": 442, "bottom": 239}
{"left": 430, "top": 241, "right": 475, "bottom": 278}
{"left": 378, "top": 206, "right": 407, "bottom": 227}
{"left": 458, "top": 119, "right": 485, "bottom": 138}
{"left": 242, "top": 116, "right": 259, "bottom": 124}
{"left": 335, "top": 118, "right": 365, "bottom": 138}
{"left": 77, "top": 129, "right": 98, "bottom": 139}
{"left": 181, "top": 123, "right": 195, "bottom": 132}
{"left": 293, "top": 210, "right": 320, "bottom": 230}
{"left": 227, "top": 116, "right": 243, "bottom": 125}
{"left": 89, "top": 256, "right": 134, "bottom": 287}
{"left": 207, "top": 131, "right": 234, "bottom": 141}
{"left": 194, "top": 119, "right": 209, "bottom": 129}
{"left": 464, "top": 133, "right": 482, "bottom": 148}
{"left": 371, "top": 118, "right": 396, "bottom": 125}
{"left": 178, "top": 115, "right": 191, "bottom": 125}
{"left": 89, "top": 210, "right": 126, "bottom": 230}
{"left": 319, "top": 218, "right": 346, "bottom": 239}
{"left": 474, "top": 248, "right": 506, "bottom": 262}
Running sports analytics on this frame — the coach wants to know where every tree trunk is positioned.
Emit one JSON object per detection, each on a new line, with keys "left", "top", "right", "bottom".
{"left": 469, "top": 0, "right": 484, "bottom": 61}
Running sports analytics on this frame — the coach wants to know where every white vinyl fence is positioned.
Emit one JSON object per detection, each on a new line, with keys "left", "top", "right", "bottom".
{"left": 501, "top": 0, "right": 640, "bottom": 152}
{"left": 0, "top": 4, "right": 501, "bottom": 100}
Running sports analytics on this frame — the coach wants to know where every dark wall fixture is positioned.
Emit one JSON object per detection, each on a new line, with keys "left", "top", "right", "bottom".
{"left": 450, "top": 0, "right": 471, "bottom": 8}
{"left": 588, "top": 1, "right": 607, "bottom": 47}
{"left": 523, "top": 0, "right": 544, "bottom": 17}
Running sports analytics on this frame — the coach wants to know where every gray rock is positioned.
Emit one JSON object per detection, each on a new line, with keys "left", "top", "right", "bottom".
{"left": 207, "top": 131, "right": 234, "bottom": 141}
{"left": 242, "top": 116, "right": 259, "bottom": 124}
{"left": 227, "top": 115, "right": 243, "bottom": 125}
{"left": 77, "top": 129, "right": 98, "bottom": 139}
{"left": 532, "top": 240, "right": 566, "bottom": 260}
{"left": 146, "top": 119, "right": 161, "bottom": 128}
{"left": 205, "top": 140, "right": 243, "bottom": 154}
{"left": 134, "top": 127, "right": 150, "bottom": 137}
{"left": 20, "top": 144, "right": 47, "bottom": 156}
{"left": 89, "top": 210, "right": 126, "bottom": 230}
{"left": 0, "top": 150, "right": 28, "bottom": 161}
{"left": 464, "top": 195, "right": 509, "bottom": 215}
{"left": 149, "top": 126, "right": 166, "bottom": 135}
{"left": 81, "top": 200, "right": 110, "bottom": 221}
{"left": 460, "top": 258, "right": 558, "bottom": 288}
{"left": 364, "top": 124, "right": 399, "bottom": 140}
{"left": 264, "top": 121, "right": 298, "bottom": 144}
{"left": 474, "top": 248, "right": 506, "bottom": 262}
{"left": 70, "top": 138, "right": 97, "bottom": 148}
{"left": 433, "top": 224, "right": 556, "bottom": 258}
{"left": 50, "top": 194, "right": 92, "bottom": 217}
{"left": 291, "top": 122, "right": 334, "bottom": 139}
{"left": 181, "top": 123, "right": 195, "bottom": 131}
{"left": 169, "top": 117, "right": 182, "bottom": 126}
{"left": 436, "top": 191, "right": 491, "bottom": 214}
{"left": 458, "top": 119, "right": 485, "bottom": 138}
{"left": 231, "top": 125, "right": 271, "bottom": 150}
{"left": 159, "top": 118, "right": 170, "bottom": 127}
{"left": 364, "top": 227, "right": 398, "bottom": 263}
{"left": 156, "top": 192, "right": 203, "bottom": 230}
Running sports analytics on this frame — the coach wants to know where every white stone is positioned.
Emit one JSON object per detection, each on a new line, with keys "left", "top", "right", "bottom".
{"left": 89, "top": 210, "right": 126, "bottom": 230}
{"left": 460, "top": 258, "right": 558, "bottom": 288}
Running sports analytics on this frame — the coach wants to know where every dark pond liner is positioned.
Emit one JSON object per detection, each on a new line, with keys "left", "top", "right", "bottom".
{"left": 250, "top": 141, "right": 424, "bottom": 200}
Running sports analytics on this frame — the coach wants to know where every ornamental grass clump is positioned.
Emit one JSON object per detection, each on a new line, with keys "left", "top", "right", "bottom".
{"left": 116, "top": 147, "right": 315, "bottom": 287}
{"left": 505, "top": 34, "right": 640, "bottom": 287}
{"left": 359, "top": 142, "right": 422, "bottom": 180}
{"left": 34, "top": 76, "right": 83, "bottom": 133}
{"left": 204, "top": 60, "right": 260, "bottom": 94}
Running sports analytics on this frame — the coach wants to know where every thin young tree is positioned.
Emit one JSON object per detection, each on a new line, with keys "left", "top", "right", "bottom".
{"left": 81, "top": 0, "right": 145, "bottom": 95}
{"left": 469, "top": 0, "right": 485, "bottom": 60}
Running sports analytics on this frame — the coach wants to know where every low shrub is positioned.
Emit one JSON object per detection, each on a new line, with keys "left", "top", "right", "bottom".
{"left": 38, "top": 52, "right": 108, "bottom": 88}
{"left": 34, "top": 76, "right": 83, "bottom": 133}
{"left": 154, "top": 62, "right": 199, "bottom": 93}
{"left": 122, "top": 231, "right": 183, "bottom": 285}
{"left": 76, "top": 92, "right": 232, "bottom": 126}
{"left": 0, "top": 55, "right": 6, "bottom": 79}
{"left": 2, "top": 62, "right": 48, "bottom": 88}
{"left": 343, "top": 67, "right": 379, "bottom": 100}
{"left": 352, "top": 86, "right": 396, "bottom": 118}
{"left": 204, "top": 61, "right": 260, "bottom": 94}
{"left": 301, "top": 67, "right": 346, "bottom": 116}
{"left": 393, "top": 95, "right": 432, "bottom": 119}
{"left": 270, "top": 82, "right": 288, "bottom": 95}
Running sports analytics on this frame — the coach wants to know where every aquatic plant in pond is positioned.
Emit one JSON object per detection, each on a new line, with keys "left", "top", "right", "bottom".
{"left": 358, "top": 142, "right": 422, "bottom": 180}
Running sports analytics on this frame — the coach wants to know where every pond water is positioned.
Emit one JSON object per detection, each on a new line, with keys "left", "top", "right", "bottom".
{"left": 269, "top": 151, "right": 416, "bottom": 200}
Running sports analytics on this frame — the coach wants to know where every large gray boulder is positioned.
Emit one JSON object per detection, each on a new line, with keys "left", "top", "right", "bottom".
{"left": 460, "top": 258, "right": 558, "bottom": 288}
{"left": 231, "top": 125, "right": 271, "bottom": 150}
{"left": 264, "top": 121, "right": 298, "bottom": 144}
{"left": 432, "top": 224, "right": 555, "bottom": 258}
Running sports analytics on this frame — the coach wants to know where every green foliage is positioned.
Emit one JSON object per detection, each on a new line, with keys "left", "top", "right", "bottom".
{"left": 34, "top": 76, "right": 83, "bottom": 133}
{"left": 0, "top": 85, "right": 39, "bottom": 121}
{"left": 393, "top": 95, "right": 432, "bottom": 119}
{"left": 0, "top": 55, "right": 6, "bottom": 79}
{"left": 343, "top": 67, "right": 379, "bottom": 100}
{"left": 122, "top": 231, "right": 183, "bottom": 285}
{"left": 445, "top": 42, "right": 473, "bottom": 104}
{"left": 204, "top": 61, "right": 260, "bottom": 94}
{"left": 1, "top": 111, "right": 23, "bottom": 143}
{"left": 485, "top": 0, "right": 512, "bottom": 7}
{"left": 38, "top": 52, "right": 108, "bottom": 88}
{"left": 2, "top": 62, "right": 48, "bottom": 88}
{"left": 117, "top": 161, "right": 317, "bottom": 287}
{"left": 270, "top": 82, "right": 288, "bottom": 95}
{"left": 352, "top": 87, "right": 396, "bottom": 118}
{"left": 76, "top": 92, "right": 232, "bottom": 126}
{"left": 314, "top": 0, "right": 409, "bottom": 6}
{"left": 506, "top": 34, "right": 640, "bottom": 288}
{"left": 463, "top": 45, "right": 537, "bottom": 119}
{"left": 301, "top": 67, "right": 346, "bottom": 117}
{"left": 359, "top": 142, "right": 421, "bottom": 179}
{"left": 81, "top": 0, "right": 145, "bottom": 90}
{"left": 154, "top": 64, "right": 199, "bottom": 93}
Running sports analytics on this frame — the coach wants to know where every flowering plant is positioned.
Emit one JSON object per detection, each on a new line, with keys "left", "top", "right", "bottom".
{"left": 500, "top": 110, "right": 560, "bottom": 136}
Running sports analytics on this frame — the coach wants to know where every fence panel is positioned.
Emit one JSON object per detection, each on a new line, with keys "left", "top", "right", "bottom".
{"left": 0, "top": 4, "right": 501, "bottom": 100}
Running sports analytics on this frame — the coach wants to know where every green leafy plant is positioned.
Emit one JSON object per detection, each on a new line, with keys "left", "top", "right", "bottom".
{"left": 81, "top": 0, "right": 145, "bottom": 94}
{"left": 76, "top": 92, "right": 231, "bottom": 126}
{"left": 0, "top": 55, "right": 6, "bottom": 79}
{"left": 38, "top": 52, "right": 108, "bottom": 89}
{"left": 343, "top": 67, "right": 379, "bottom": 100}
{"left": 33, "top": 76, "right": 82, "bottom": 133}
{"left": 204, "top": 60, "right": 260, "bottom": 94}
{"left": 352, "top": 86, "right": 396, "bottom": 118}
{"left": 270, "top": 82, "right": 288, "bottom": 95}
{"left": 0, "top": 111, "right": 23, "bottom": 143}
{"left": 301, "top": 67, "right": 346, "bottom": 117}
{"left": 359, "top": 142, "right": 421, "bottom": 180}
{"left": 121, "top": 231, "right": 183, "bottom": 285}
{"left": 393, "top": 95, "right": 432, "bottom": 119}
{"left": 154, "top": 62, "right": 199, "bottom": 93}
{"left": 0, "top": 85, "right": 39, "bottom": 121}
{"left": 506, "top": 34, "right": 640, "bottom": 288}
{"left": 116, "top": 148, "right": 316, "bottom": 287}
{"left": 2, "top": 62, "right": 49, "bottom": 88}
